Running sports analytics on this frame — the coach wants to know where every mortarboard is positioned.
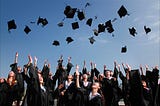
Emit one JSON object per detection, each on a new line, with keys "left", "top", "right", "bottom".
{"left": 52, "top": 40, "right": 60, "bottom": 46}
{"left": 121, "top": 46, "right": 127, "bottom": 53}
{"left": 66, "top": 37, "right": 74, "bottom": 44}
{"left": 57, "top": 22, "right": 64, "bottom": 27}
{"left": 105, "top": 20, "right": 114, "bottom": 33}
{"left": 77, "top": 10, "right": 85, "bottom": 21}
{"left": 64, "top": 6, "right": 77, "bottom": 18}
{"left": 118, "top": 5, "right": 129, "bottom": 18}
{"left": 86, "top": 18, "right": 93, "bottom": 26}
{"left": 144, "top": 26, "right": 151, "bottom": 34}
{"left": 72, "top": 22, "right": 79, "bottom": 30}
{"left": 8, "top": 19, "right": 17, "bottom": 31}
{"left": 129, "top": 27, "right": 137, "bottom": 37}
{"left": 42, "top": 18, "right": 48, "bottom": 26}
{"left": 98, "top": 23, "right": 105, "bottom": 33}
{"left": 37, "top": 17, "right": 48, "bottom": 27}
{"left": 93, "top": 29, "right": 99, "bottom": 36}
{"left": 89, "top": 36, "right": 95, "bottom": 44}
{"left": 24, "top": 26, "right": 31, "bottom": 34}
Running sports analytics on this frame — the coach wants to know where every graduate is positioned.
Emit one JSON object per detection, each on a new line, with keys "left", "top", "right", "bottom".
{"left": 10, "top": 52, "right": 24, "bottom": 106}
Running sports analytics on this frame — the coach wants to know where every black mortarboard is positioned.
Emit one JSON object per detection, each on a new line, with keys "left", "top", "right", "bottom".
{"left": 66, "top": 37, "right": 74, "bottom": 44}
{"left": 129, "top": 27, "right": 137, "bottom": 37}
{"left": 118, "top": 5, "right": 129, "bottom": 18}
{"left": 85, "top": 2, "right": 91, "bottom": 8}
{"left": 98, "top": 23, "right": 105, "bottom": 33}
{"left": 86, "top": 18, "right": 93, "bottom": 26}
{"left": 121, "top": 46, "right": 127, "bottom": 53}
{"left": 64, "top": 6, "right": 77, "bottom": 18}
{"left": 144, "top": 26, "right": 151, "bottom": 34}
{"left": 37, "top": 17, "right": 48, "bottom": 27}
{"left": 37, "top": 17, "right": 43, "bottom": 25}
{"left": 93, "top": 29, "right": 99, "bottom": 36}
{"left": 77, "top": 10, "right": 85, "bottom": 21}
{"left": 42, "top": 18, "right": 48, "bottom": 26}
{"left": 8, "top": 19, "right": 17, "bottom": 31}
{"left": 89, "top": 36, "right": 95, "bottom": 44}
{"left": 24, "top": 26, "right": 31, "bottom": 34}
{"left": 52, "top": 40, "right": 60, "bottom": 46}
{"left": 72, "top": 22, "right": 79, "bottom": 30}
{"left": 105, "top": 20, "right": 114, "bottom": 33}
{"left": 57, "top": 22, "right": 64, "bottom": 27}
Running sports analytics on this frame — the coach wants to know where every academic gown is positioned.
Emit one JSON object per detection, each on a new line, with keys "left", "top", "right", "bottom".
{"left": 10, "top": 63, "right": 25, "bottom": 101}
{"left": 0, "top": 81, "right": 8, "bottom": 106}
{"left": 80, "top": 81, "right": 92, "bottom": 106}
{"left": 88, "top": 93, "right": 102, "bottom": 106}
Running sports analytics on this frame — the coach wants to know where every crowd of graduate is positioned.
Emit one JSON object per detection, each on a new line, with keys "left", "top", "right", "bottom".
{"left": 0, "top": 52, "right": 160, "bottom": 106}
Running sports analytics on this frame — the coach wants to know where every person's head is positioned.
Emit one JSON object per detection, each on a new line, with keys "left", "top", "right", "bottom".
{"left": 7, "top": 71, "right": 16, "bottom": 86}
{"left": 105, "top": 70, "right": 111, "bottom": 78}
{"left": 38, "top": 73, "right": 44, "bottom": 85}
{"left": 0, "top": 78, "right": 5, "bottom": 83}
{"left": 83, "top": 74, "right": 88, "bottom": 81}
{"left": 142, "top": 80, "right": 147, "bottom": 88}
{"left": 98, "top": 74, "right": 104, "bottom": 81}
{"left": 17, "top": 66, "right": 22, "bottom": 73}
{"left": 67, "top": 74, "right": 73, "bottom": 82}
{"left": 92, "top": 82, "right": 100, "bottom": 93}
{"left": 110, "top": 71, "right": 113, "bottom": 77}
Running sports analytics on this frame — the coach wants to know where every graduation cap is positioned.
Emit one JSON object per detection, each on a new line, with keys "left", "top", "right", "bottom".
{"left": 77, "top": 10, "right": 85, "bottom": 21}
{"left": 105, "top": 20, "right": 114, "bottom": 33}
{"left": 72, "top": 22, "right": 79, "bottom": 30}
{"left": 8, "top": 19, "right": 17, "bottom": 31}
{"left": 118, "top": 5, "right": 129, "bottom": 18}
{"left": 24, "top": 26, "right": 31, "bottom": 34}
{"left": 89, "top": 36, "right": 95, "bottom": 44}
{"left": 64, "top": 5, "right": 77, "bottom": 18}
{"left": 144, "top": 26, "right": 151, "bottom": 34}
{"left": 121, "top": 46, "right": 127, "bottom": 53}
{"left": 86, "top": 18, "right": 93, "bottom": 26}
{"left": 57, "top": 22, "right": 64, "bottom": 27}
{"left": 66, "top": 37, "right": 74, "bottom": 44}
{"left": 37, "top": 17, "right": 48, "bottom": 27}
{"left": 52, "top": 40, "right": 60, "bottom": 46}
{"left": 85, "top": 2, "right": 91, "bottom": 8}
{"left": 129, "top": 27, "right": 137, "bottom": 37}
{"left": 93, "top": 29, "right": 99, "bottom": 36}
{"left": 98, "top": 23, "right": 105, "bottom": 33}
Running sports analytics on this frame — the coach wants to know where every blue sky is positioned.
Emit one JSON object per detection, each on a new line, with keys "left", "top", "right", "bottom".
{"left": 0, "top": 0, "right": 159, "bottom": 77}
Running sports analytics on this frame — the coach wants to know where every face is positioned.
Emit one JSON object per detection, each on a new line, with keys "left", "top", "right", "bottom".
{"left": 9, "top": 71, "right": 15, "bottom": 77}
{"left": 92, "top": 82, "right": 100, "bottom": 91}
{"left": 142, "top": 80, "right": 147, "bottom": 87}
{"left": 83, "top": 74, "right": 88, "bottom": 80}
{"left": 105, "top": 71, "right": 111, "bottom": 77}
{"left": 38, "top": 73, "right": 44, "bottom": 84}
{"left": 110, "top": 71, "right": 113, "bottom": 76}
{"left": 0, "top": 78, "right": 5, "bottom": 83}
{"left": 17, "top": 66, "right": 22, "bottom": 72}
{"left": 67, "top": 75, "right": 73, "bottom": 81}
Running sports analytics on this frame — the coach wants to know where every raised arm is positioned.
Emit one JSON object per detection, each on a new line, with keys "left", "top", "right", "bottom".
{"left": 75, "top": 65, "right": 80, "bottom": 88}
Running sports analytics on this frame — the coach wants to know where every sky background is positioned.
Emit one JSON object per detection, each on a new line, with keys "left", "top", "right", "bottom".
{"left": 0, "top": 0, "right": 160, "bottom": 78}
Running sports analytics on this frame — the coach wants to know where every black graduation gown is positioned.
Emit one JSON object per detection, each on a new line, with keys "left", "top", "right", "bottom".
{"left": 10, "top": 63, "right": 25, "bottom": 101}
{"left": 80, "top": 81, "right": 92, "bottom": 106}
{"left": 0, "top": 81, "right": 8, "bottom": 106}
{"left": 154, "top": 84, "right": 160, "bottom": 106}
{"left": 129, "top": 69, "right": 145, "bottom": 106}
{"left": 119, "top": 71, "right": 131, "bottom": 106}
{"left": 102, "top": 78, "right": 114, "bottom": 106}
{"left": 22, "top": 64, "right": 42, "bottom": 106}
{"left": 89, "top": 94, "right": 102, "bottom": 106}
{"left": 6, "top": 82, "right": 19, "bottom": 106}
